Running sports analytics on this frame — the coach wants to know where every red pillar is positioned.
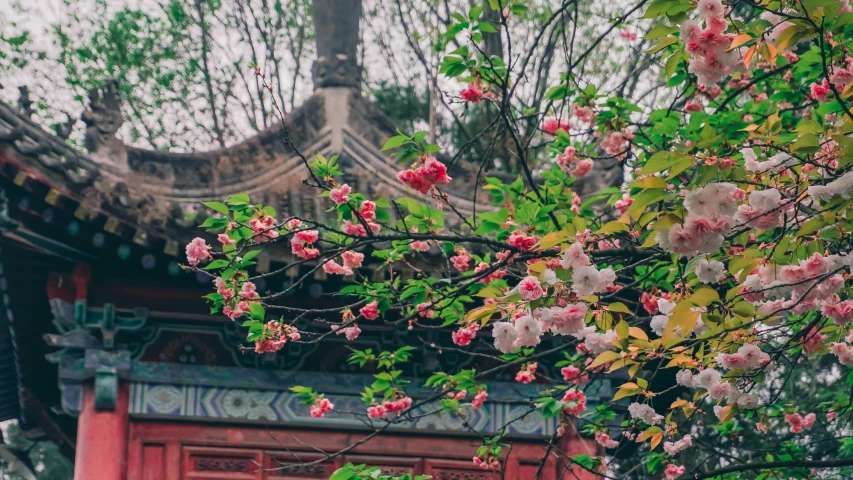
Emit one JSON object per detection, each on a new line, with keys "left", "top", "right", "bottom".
{"left": 74, "top": 383, "right": 130, "bottom": 480}
{"left": 559, "top": 427, "right": 600, "bottom": 480}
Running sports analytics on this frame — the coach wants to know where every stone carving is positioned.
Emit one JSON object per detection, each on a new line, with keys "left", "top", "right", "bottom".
{"left": 433, "top": 470, "right": 495, "bottom": 480}
{"left": 81, "top": 80, "right": 128, "bottom": 172}
{"left": 194, "top": 457, "right": 250, "bottom": 472}
{"left": 17, "top": 86, "right": 33, "bottom": 118}
{"left": 312, "top": 0, "right": 362, "bottom": 89}
{"left": 275, "top": 463, "right": 330, "bottom": 477}
{"left": 52, "top": 114, "right": 76, "bottom": 140}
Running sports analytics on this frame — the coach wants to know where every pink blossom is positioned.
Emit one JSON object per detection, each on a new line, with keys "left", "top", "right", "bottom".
{"left": 309, "top": 397, "right": 334, "bottom": 418}
{"left": 663, "top": 435, "right": 692, "bottom": 455}
{"left": 239, "top": 281, "right": 259, "bottom": 300}
{"left": 397, "top": 158, "right": 452, "bottom": 194}
{"left": 718, "top": 352, "right": 749, "bottom": 370}
{"left": 287, "top": 218, "right": 302, "bottom": 229}
{"left": 784, "top": 412, "right": 816, "bottom": 433}
{"left": 460, "top": 82, "right": 484, "bottom": 103}
{"left": 343, "top": 220, "right": 368, "bottom": 236}
{"left": 452, "top": 323, "right": 480, "bottom": 346}
{"left": 367, "top": 404, "right": 387, "bottom": 419}
{"left": 472, "top": 390, "right": 488, "bottom": 409}
{"left": 684, "top": 100, "right": 704, "bottom": 112}
{"left": 215, "top": 277, "right": 234, "bottom": 299}
{"left": 515, "top": 363, "right": 536, "bottom": 384}
{"left": 822, "top": 300, "right": 853, "bottom": 324}
{"left": 615, "top": 193, "right": 633, "bottom": 215}
{"left": 573, "top": 103, "right": 595, "bottom": 123}
{"left": 595, "top": 431, "right": 619, "bottom": 449}
{"left": 514, "top": 316, "right": 542, "bottom": 347}
{"left": 508, "top": 231, "right": 538, "bottom": 251}
{"left": 560, "top": 365, "right": 588, "bottom": 384}
{"left": 322, "top": 260, "right": 352, "bottom": 276}
{"left": 294, "top": 230, "right": 319, "bottom": 244}
{"left": 572, "top": 159, "right": 594, "bottom": 177}
{"left": 518, "top": 276, "right": 544, "bottom": 301}
{"left": 421, "top": 158, "right": 450, "bottom": 186}
{"left": 562, "top": 388, "right": 587, "bottom": 416}
{"left": 619, "top": 30, "right": 637, "bottom": 41}
{"left": 342, "top": 250, "right": 364, "bottom": 268}
{"left": 830, "top": 343, "right": 853, "bottom": 365}
{"left": 410, "top": 240, "right": 430, "bottom": 252}
{"left": 451, "top": 248, "right": 472, "bottom": 272}
{"left": 360, "top": 301, "right": 380, "bottom": 320}
{"left": 664, "top": 464, "right": 686, "bottom": 480}
{"left": 417, "top": 302, "right": 435, "bottom": 318}
{"left": 811, "top": 79, "right": 832, "bottom": 102}
{"left": 474, "top": 262, "right": 507, "bottom": 284}
{"left": 329, "top": 184, "right": 351, "bottom": 204}
{"left": 599, "top": 130, "right": 631, "bottom": 156}
{"left": 397, "top": 169, "right": 431, "bottom": 194}
{"left": 217, "top": 233, "right": 236, "bottom": 247}
{"left": 249, "top": 215, "right": 279, "bottom": 242}
{"left": 254, "top": 337, "right": 286, "bottom": 353}
{"left": 542, "top": 117, "right": 571, "bottom": 136}
{"left": 384, "top": 397, "right": 413, "bottom": 414}
{"left": 803, "top": 326, "right": 826, "bottom": 354}
{"left": 186, "top": 237, "right": 212, "bottom": 266}
{"left": 830, "top": 68, "right": 853, "bottom": 87}
{"left": 358, "top": 200, "right": 376, "bottom": 220}
{"left": 333, "top": 323, "right": 362, "bottom": 340}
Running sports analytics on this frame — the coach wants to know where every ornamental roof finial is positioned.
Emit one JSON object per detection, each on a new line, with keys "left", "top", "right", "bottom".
{"left": 311, "top": 0, "right": 362, "bottom": 90}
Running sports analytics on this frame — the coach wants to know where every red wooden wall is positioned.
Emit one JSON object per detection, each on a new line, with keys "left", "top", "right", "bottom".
{"left": 127, "top": 421, "right": 598, "bottom": 480}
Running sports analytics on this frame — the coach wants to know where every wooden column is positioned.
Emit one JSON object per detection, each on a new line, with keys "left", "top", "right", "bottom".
{"left": 74, "top": 383, "right": 130, "bottom": 480}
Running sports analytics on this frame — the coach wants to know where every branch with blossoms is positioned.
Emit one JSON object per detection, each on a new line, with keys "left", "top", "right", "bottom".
{"left": 178, "top": 0, "right": 853, "bottom": 478}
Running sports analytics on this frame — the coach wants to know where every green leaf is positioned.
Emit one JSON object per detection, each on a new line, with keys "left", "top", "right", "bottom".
{"left": 204, "top": 259, "right": 229, "bottom": 270}
{"left": 664, "top": 50, "right": 681, "bottom": 80}
{"left": 641, "top": 151, "right": 675, "bottom": 174}
{"left": 225, "top": 193, "right": 250, "bottom": 205}
{"left": 382, "top": 135, "right": 411, "bottom": 151}
{"left": 242, "top": 249, "right": 261, "bottom": 262}
{"left": 645, "top": 36, "right": 678, "bottom": 55}
{"left": 202, "top": 201, "right": 229, "bottom": 215}
{"left": 329, "top": 466, "right": 354, "bottom": 480}
{"left": 477, "top": 22, "right": 498, "bottom": 33}
{"left": 644, "top": 24, "right": 678, "bottom": 40}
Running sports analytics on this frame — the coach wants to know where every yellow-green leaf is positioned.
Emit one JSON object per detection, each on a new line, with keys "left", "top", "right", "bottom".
{"left": 690, "top": 287, "right": 720, "bottom": 307}
{"left": 589, "top": 350, "right": 622, "bottom": 369}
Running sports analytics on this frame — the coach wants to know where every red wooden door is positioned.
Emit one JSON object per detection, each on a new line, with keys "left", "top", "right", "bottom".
{"left": 127, "top": 421, "right": 595, "bottom": 480}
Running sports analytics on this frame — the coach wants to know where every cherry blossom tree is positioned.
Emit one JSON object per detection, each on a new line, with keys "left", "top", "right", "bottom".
{"left": 186, "top": 0, "right": 853, "bottom": 478}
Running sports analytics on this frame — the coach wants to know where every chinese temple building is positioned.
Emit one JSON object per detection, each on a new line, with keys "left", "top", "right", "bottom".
{"left": 0, "top": 2, "right": 608, "bottom": 478}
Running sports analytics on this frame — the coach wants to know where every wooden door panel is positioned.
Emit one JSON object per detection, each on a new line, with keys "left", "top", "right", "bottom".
{"left": 342, "top": 455, "right": 422, "bottom": 477}
{"left": 141, "top": 444, "right": 167, "bottom": 480}
{"left": 182, "top": 446, "right": 262, "bottom": 480}
{"left": 263, "top": 452, "right": 339, "bottom": 480}
{"left": 423, "top": 459, "right": 501, "bottom": 480}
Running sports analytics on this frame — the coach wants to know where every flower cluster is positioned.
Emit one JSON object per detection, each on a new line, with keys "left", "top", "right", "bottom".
{"left": 542, "top": 116, "right": 571, "bottom": 136}
{"left": 186, "top": 238, "right": 211, "bottom": 266}
{"left": 515, "top": 362, "right": 537, "bottom": 383}
{"left": 397, "top": 157, "right": 452, "bottom": 194}
{"left": 784, "top": 412, "right": 816, "bottom": 433}
{"left": 657, "top": 182, "right": 745, "bottom": 257}
{"left": 309, "top": 397, "right": 334, "bottom": 418}
{"left": 561, "top": 388, "right": 587, "bottom": 416}
{"left": 451, "top": 323, "right": 480, "bottom": 346}
{"left": 291, "top": 229, "right": 321, "bottom": 259}
{"left": 681, "top": 0, "right": 742, "bottom": 85}
{"left": 555, "top": 146, "right": 593, "bottom": 177}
